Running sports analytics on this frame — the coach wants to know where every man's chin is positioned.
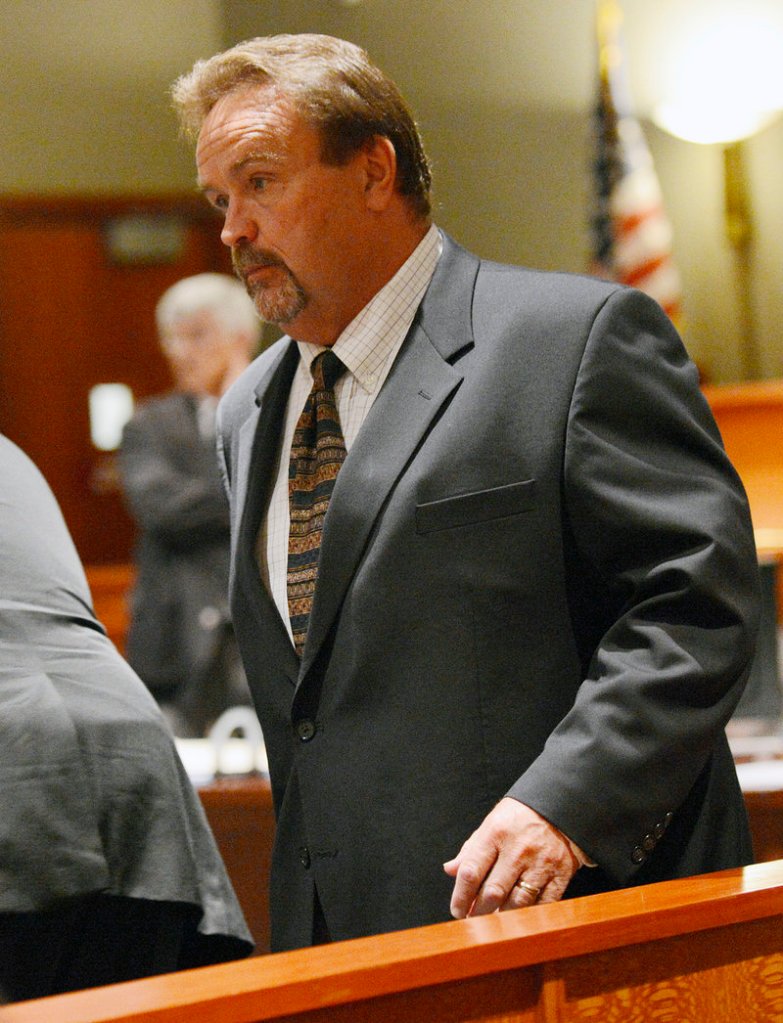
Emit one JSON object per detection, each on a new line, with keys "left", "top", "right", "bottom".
{"left": 248, "top": 286, "right": 306, "bottom": 327}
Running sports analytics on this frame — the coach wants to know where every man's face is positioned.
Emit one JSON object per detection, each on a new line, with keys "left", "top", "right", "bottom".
{"left": 160, "top": 309, "right": 237, "bottom": 396}
{"left": 196, "top": 84, "right": 375, "bottom": 345}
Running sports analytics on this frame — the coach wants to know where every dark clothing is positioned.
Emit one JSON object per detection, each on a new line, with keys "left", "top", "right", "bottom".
{"left": 218, "top": 235, "right": 758, "bottom": 950}
{"left": 0, "top": 435, "right": 253, "bottom": 999}
{"left": 0, "top": 896, "right": 238, "bottom": 1003}
{"left": 120, "top": 391, "right": 250, "bottom": 735}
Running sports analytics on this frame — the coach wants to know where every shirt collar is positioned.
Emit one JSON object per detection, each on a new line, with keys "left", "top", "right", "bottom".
{"left": 296, "top": 224, "right": 442, "bottom": 393}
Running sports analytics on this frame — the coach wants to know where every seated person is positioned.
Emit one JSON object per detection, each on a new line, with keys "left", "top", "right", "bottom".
{"left": 0, "top": 434, "right": 253, "bottom": 1003}
{"left": 120, "top": 273, "right": 262, "bottom": 736}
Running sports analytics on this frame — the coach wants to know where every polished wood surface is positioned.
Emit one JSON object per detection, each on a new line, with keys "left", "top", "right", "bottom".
{"left": 2, "top": 861, "right": 783, "bottom": 1022}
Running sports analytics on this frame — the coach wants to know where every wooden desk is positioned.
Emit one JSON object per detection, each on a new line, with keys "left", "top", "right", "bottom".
{"left": 744, "top": 789, "right": 783, "bottom": 864}
{"left": 2, "top": 861, "right": 783, "bottom": 1022}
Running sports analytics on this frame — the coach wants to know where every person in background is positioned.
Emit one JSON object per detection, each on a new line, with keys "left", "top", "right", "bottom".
{"left": 0, "top": 434, "right": 252, "bottom": 1003}
{"left": 173, "top": 34, "right": 759, "bottom": 951}
{"left": 120, "top": 273, "right": 261, "bottom": 736}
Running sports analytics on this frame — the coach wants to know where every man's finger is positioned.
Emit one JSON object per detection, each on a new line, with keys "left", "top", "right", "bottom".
{"left": 448, "top": 851, "right": 498, "bottom": 919}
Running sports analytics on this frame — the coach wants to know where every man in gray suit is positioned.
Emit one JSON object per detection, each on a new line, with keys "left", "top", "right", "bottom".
{"left": 173, "top": 34, "right": 759, "bottom": 950}
{"left": 120, "top": 273, "right": 261, "bottom": 735}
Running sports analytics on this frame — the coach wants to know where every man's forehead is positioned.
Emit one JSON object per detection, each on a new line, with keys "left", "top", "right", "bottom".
{"left": 196, "top": 85, "right": 305, "bottom": 166}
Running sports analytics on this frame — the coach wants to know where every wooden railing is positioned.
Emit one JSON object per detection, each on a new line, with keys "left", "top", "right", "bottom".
{"left": 2, "top": 861, "right": 783, "bottom": 1022}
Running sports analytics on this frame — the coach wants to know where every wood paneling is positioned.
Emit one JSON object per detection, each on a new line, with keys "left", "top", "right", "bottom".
{"left": 0, "top": 195, "right": 229, "bottom": 564}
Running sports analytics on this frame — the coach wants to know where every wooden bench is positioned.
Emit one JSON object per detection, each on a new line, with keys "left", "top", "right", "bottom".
{"left": 2, "top": 861, "right": 782, "bottom": 1022}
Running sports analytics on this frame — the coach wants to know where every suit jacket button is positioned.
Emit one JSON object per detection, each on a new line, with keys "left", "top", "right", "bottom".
{"left": 642, "top": 833, "right": 656, "bottom": 852}
{"left": 296, "top": 719, "right": 316, "bottom": 742}
{"left": 654, "top": 822, "right": 666, "bottom": 840}
{"left": 299, "top": 846, "right": 311, "bottom": 868}
{"left": 631, "top": 846, "right": 646, "bottom": 864}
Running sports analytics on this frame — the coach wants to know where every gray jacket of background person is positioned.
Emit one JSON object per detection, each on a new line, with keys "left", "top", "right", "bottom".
{"left": 0, "top": 433, "right": 252, "bottom": 953}
{"left": 120, "top": 391, "right": 245, "bottom": 734}
{"left": 218, "top": 234, "right": 760, "bottom": 951}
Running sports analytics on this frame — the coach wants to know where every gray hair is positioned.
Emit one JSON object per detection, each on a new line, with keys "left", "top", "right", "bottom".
{"left": 171, "top": 33, "right": 432, "bottom": 219}
{"left": 155, "top": 273, "right": 262, "bottom": 340}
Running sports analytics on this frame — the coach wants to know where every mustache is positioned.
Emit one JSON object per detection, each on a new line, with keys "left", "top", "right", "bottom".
{"left": 232, "top": 245, "right": 289, "bottom": 276}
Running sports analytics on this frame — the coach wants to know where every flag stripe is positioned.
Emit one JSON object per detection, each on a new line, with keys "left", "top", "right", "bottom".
{"left": 590, "top": 0, "right": 682, "bottom": 328}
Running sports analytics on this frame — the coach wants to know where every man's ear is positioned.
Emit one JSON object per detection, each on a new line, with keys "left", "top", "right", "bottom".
{"left": 362, "top": 136, "right": 397, "bottom": 211}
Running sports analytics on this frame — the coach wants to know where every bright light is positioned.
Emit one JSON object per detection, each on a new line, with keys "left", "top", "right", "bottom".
{"left": 88, "top": 383, "right": 134, "bottom": 451}
{"left": 653, "top": 103, "right": 779, "bottom": 146}
{"left": 652, "top": 10, "right": 783, "bottom": 144}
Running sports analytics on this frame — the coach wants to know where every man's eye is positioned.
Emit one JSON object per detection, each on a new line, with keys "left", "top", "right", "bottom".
{"left": 211, "top": 196, "right": 228, "bottom": 212}
{"left": 251, "top": 177, "right": 267, "bottom": 191}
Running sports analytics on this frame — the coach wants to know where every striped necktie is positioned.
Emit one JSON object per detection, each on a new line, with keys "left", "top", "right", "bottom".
{"left": 287, "top": 350, "right": 347, "bottom": 657}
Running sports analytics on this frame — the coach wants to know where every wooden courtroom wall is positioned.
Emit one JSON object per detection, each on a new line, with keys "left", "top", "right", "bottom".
{"left": 0, "top": 195, "right": 230, "bottom": 564}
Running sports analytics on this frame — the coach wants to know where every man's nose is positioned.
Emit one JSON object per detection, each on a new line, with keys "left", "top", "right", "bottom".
{"left": 221, "top": 198, "right": 258, "bottom": 248}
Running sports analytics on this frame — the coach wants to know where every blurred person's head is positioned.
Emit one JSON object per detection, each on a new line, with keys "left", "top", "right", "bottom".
{"left": 156, "top": 273, "right": 261, "bottom": 396}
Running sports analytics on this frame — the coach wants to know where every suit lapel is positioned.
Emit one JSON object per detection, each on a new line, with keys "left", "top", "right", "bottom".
{"left": 299, "top": 235, "right": 479, "bottom": 678}
{"left": 235, "top": 340, "right": 300, "bottom": 684}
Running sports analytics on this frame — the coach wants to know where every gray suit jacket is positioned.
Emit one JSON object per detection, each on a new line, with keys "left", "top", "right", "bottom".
{"left": 0, "top": 434, "right": 252, "bottom": 957}
{"left": 120, "top": 392, "right": 246, "bottom": 733}
{"left": 217, "top": 234, "right": 759, "bottom": 950}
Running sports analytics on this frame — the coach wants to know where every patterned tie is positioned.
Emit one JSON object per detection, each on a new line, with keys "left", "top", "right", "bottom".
{"left": 287, "top": 350, "right": 347, "bottom": 656}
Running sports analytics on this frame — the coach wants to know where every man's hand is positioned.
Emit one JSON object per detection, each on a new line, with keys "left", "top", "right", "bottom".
{"left": 443, "top": 797, "right": 581, "bottom": 918}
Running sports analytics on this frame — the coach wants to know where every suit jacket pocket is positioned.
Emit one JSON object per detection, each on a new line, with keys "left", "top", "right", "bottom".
{"left": 416, "top": 479, "right": 536, "bottom": 534}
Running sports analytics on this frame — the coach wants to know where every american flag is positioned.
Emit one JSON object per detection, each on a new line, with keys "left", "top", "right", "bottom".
{"left": 590, "top": 0, "right": 682, "bottom": 324}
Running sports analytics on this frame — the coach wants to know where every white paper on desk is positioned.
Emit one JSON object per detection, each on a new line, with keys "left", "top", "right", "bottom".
{"left": 735, "top": 760, "right": 783, "bottom": 792}
{"left": 175, "top": 738, "right": 269, "bottom": 785}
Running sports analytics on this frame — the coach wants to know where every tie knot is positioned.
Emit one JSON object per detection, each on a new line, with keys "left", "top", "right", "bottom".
{"left": 311, "top": 350, "right": 345, "bottom": 392}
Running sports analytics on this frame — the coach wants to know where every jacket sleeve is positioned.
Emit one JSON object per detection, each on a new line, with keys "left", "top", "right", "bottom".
{"left": 508, "top": 286, "right": 760, "bottom": 883}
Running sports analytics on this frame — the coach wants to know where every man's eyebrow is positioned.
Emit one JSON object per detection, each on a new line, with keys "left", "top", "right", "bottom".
{"left": 196, "top": 148, "right": 285, "bottom": 195}
{"left": 230, "top": 149, "right": 284, "bottom": 175}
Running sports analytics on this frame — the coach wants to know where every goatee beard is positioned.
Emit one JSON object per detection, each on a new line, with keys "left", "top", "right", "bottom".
{"left": 232, "top": 245, "right": 307, "bottom": 326}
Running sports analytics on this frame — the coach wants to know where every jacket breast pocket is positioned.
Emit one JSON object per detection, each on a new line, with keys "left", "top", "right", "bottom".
{"left": 415, "top": 479, "right": 536, "bottom": 534}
